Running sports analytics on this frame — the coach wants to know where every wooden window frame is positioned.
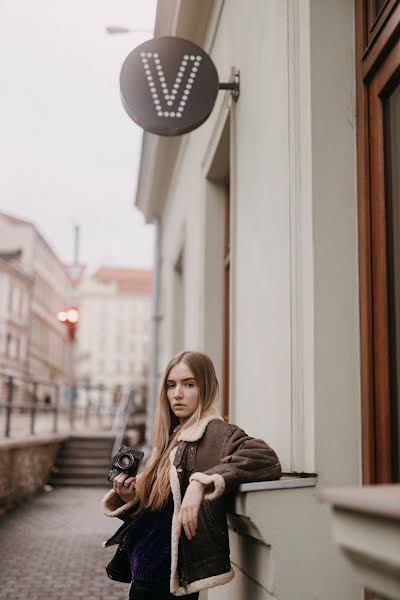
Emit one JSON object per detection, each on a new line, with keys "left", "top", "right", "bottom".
{"left": 356, "top": 0, "right": 400, "bottom": 483}
{"left": 365, "top": 0, "right": 400, "bottom": 50}
{"left": 221, "top": 184, "right": 230, "bottom": 422}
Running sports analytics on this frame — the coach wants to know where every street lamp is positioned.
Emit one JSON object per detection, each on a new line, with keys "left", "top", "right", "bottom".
{"left": 57, "top": 308, "right": 79, "bottom": 340}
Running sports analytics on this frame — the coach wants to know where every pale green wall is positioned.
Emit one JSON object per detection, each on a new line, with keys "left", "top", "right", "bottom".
{"left": 153, "top": 0, "right": 361, "bottom": 598}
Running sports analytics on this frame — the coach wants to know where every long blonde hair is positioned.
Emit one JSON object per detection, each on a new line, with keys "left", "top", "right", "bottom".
{"left": 135, "top": 351, "right": 219, "bottom": 510}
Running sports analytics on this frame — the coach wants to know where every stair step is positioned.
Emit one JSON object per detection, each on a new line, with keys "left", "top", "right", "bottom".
{"left": 65, "top": 442, "right": 114, "bottom": 451}
{"left": 57, "top": 444, "right": 112, "bottom": 454}
{"left": 49, "top": 434, "right": 120, "bottom": 488}
{"left": 55, "top": 458, "right": 111, "bottom": 467}
{"left": 68, "top": 434, "right": 114, "bottom": 440}
{"left": 67, "top": 436, "right": 114, "bottom": 442}
{"left": 51, "top": 467, "right": 108, "bottom": 478}
{"left": 62, "top": 440, "right": 113, "bottom": 446}
{"left": 57, "top": 456, "right": 111, "bottom": 464}
{"left": 49, "top": 478, "right": 110, "bottom": 487}
{"left": 58, "top": 448, "right": 112, "bottom": 457}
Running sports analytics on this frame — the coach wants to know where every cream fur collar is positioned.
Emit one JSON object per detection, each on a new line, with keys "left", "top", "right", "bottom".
{"left": 177, "top": 407, "right": 224, "bottom": 442}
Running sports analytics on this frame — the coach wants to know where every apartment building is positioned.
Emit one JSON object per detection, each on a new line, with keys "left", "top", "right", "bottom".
{"left": 0, "top": 212, "right": 70, "bottom": 387}
{"left": 77, "top": 267, "right": 152, "bottom": 407}
{"left": 0, "top": 251, "right": 32, "bottom": 378}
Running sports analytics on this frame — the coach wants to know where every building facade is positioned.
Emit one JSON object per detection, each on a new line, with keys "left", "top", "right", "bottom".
{"left": 0, "top": 212, "right": 70, "bottom": 388}
{"left": 135, "top": 1, "right": 400, "bottom": 599}
{"left": 0, "top": 252, "right": 32, "bottom": 379}
{"left": 76, "top": 267, "right": 152, "bottom": 406}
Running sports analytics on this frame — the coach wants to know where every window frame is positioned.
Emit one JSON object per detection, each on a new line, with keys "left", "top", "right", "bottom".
{"left": 221, "top": 184, "right": 230, "bottom": 423}
{"left": 365, "top": 0, "right": 400, "bottom": 50}
{"left": 356, "top": 0, "right": 400, "bottom": 483}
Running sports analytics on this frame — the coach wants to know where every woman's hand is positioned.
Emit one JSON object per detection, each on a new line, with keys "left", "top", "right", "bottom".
{"left": 177, "top": 480, "right": 205, "bottom": 540}
{"left": 113, "top": 472, "right": 137, "bottom": 503}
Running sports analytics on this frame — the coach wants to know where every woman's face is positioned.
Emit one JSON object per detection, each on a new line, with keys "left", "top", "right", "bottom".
{"left": 166, "top": 361, "right": 200, "bottom": 423}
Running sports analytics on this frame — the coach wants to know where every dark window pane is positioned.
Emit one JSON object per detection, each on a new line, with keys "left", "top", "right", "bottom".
{"left": 375, "top": 0, "right": 388, "bottom": 17}
{"left": 385, "top": 82, "right": 400, "bottom": 482}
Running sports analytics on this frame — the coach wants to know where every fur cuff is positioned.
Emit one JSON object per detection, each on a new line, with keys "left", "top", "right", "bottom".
{"left": 189, "top": 472, "right": 225, "bottom": 501}
{"left": 102, "top": 488, "right": 138, "bottom": 517}
{"left": 173, "top": 567, "right": 234, "bottom": 596}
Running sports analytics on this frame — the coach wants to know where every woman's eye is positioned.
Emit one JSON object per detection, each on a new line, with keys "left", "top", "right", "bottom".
{"left": 167, "top": 383, "right": 175, "bottom": 389}
{"left": 186, "top": 383, "right": 194, "bottom": 387}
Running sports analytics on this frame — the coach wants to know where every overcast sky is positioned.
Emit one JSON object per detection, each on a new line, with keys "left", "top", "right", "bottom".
{"left": 0, "top": 0, "right": 156, "bottom": 273}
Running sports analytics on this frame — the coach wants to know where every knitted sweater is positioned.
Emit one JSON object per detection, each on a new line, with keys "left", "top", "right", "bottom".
{"left": 126, "top": 493, "right": 174, "bottom": 582}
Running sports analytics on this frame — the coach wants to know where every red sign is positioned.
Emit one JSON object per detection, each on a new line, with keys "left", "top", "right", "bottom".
{"left": 65, "top": 263, "right": 86, "bottom": 287}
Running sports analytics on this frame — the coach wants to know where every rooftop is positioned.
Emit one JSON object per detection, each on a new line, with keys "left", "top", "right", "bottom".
{"left": 93, "top": 266, "right": 152, "bottom": 294}
{"left": 0, "top": 211, "right": 33, "bottom": 227}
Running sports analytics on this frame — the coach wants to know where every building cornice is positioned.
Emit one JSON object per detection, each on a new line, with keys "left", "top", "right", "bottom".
{"left": 0, "top": 257, "right": 33, "bottom": 284}
{"left": 0, "top": 212, "right": 69, "bottom": 278}
{"left": 135, "top": 0, "right": 224, "bottom": 222}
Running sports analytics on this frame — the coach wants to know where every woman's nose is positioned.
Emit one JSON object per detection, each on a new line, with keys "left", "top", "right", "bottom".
{"left": 174, "top": 384, "right": 183, "bottom": 398}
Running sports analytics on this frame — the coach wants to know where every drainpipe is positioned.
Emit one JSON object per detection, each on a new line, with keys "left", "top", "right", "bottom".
{"left": 145, "top": 217, "right": 161, "bottom": 450}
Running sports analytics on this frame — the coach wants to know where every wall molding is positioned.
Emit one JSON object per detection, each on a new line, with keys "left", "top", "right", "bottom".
{"left": 287, "top": 0, "right": 314, "bottom": 473}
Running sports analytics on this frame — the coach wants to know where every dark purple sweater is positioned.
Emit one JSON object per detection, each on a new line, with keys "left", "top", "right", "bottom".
{"left": 126, "top": 493, "right": 174, "bottom": 582}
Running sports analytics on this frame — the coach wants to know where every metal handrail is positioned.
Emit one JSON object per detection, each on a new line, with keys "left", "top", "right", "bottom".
{"left": 0, "top": 374, "right": 61, "bottom": 437}
{"left": 0, "top": 371, "right": 128, "bottom": 438}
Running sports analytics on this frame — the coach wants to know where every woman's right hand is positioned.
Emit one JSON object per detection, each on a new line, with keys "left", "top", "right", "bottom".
{"left": 113, "top": 472, "right": 137, "bottom": 503}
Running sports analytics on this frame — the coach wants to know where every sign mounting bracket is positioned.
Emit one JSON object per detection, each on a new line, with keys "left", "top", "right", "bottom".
{"left": 218, "top": 71, "right": 240, "bottom": 101}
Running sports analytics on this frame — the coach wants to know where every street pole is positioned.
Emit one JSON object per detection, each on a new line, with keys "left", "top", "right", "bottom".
{"left": 68, "top": 337, "right": 75, "bottom": 429}
{"left": 74, "top": 225, "right": 80, "bottom": 264}
{"left": 68, "top": 224, "right": 80, "bottom": 429}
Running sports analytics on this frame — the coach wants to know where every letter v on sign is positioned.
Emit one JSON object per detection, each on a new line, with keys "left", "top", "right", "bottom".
{"left": 120, "top": 36, "right": 220, "bottom": 136}
{"left": 140, "top": 52, "right": 202, "bottom": 119}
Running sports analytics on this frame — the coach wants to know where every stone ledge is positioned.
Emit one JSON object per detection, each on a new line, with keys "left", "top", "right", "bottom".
{"left": 227, "top": 476, "right": 319, "bottom": 544}
{"left": 320, "top": 484, "right": 400, "bottom": 520}
{"left": 0, "top": 433, "right": 68, "bottom": 450}
{"left": 320, "top": 484, "right": 400, "bottom": 600}
{"left": 0, "top": 435, "right": 66, "bottom": 517}
{"left": 238, "top": 475, "right": 318, "bottom": 493}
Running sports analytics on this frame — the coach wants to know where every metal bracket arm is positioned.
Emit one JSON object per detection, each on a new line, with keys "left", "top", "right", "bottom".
{"left": 218, "top": 71, "right": 240, "bottom": 101}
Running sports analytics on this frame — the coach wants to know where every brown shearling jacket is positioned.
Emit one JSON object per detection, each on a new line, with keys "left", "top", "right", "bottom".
{"left": 102, "top": 410, "right": 281, "bottom": 597}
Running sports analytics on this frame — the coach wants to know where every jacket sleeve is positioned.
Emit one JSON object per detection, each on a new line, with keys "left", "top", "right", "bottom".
{"left": 102, "top": 487, "right": 140, "bottom": 520}
{"left": 189, "top": 427, "right": 282, "bottom": 501}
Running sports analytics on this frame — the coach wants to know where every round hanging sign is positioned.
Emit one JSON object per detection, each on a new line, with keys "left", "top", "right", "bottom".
{"left": 120, "top": 36, "right": 220, "bottom": 136}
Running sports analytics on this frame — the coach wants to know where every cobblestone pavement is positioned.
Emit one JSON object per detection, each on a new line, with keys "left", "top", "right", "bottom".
{"left": 0, "top": 487, "right": 129, "bottom": 600}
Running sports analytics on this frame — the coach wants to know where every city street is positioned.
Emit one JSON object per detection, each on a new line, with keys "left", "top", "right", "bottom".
{"left": 1, "top": 0, "right": 399, "bottom": 598}
{"left": 0, "top": 487, "right": 129, "bottom": 600}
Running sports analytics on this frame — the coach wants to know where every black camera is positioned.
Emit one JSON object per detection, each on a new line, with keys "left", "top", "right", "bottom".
{"left": 108, "top": 445, "right": 144, "bottom": 483}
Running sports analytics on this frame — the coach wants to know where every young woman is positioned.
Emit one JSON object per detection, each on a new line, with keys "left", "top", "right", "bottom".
{"left": 103, "top": 351, "right": 281, "bottom": 599}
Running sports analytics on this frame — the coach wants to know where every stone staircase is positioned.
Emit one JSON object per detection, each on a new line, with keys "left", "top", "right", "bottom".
{"left": 49, "top": 433, "right": 115, "bottom": 487}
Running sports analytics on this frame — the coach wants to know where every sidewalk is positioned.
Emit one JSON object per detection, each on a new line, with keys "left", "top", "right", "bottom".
{"left": 0, "top": 487, "right": 129, "bottom": 599}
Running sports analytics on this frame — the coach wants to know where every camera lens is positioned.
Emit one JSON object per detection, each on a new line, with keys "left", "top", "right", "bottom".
{"left": 118, "top": 453, "right": 133, "bottom": 469}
